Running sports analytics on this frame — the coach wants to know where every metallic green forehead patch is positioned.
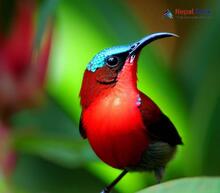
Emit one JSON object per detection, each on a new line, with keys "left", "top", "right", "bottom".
{"left": 87, "top": 44, "right": 131, "bottom": 72}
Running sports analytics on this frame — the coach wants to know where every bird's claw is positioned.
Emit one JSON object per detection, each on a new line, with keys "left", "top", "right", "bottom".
{"left": 100, "top": 187, "right": 110, "bottom": 193}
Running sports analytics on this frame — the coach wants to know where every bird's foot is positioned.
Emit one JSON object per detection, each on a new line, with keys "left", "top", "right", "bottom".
{"left": 100, "top": 187, "right": 111, "bottom": 193}
{"left": 154, "top": 167, "right": 164, "bottom": 183}
{"left": 100, "top": 169, "right": 128, "bottom": 193}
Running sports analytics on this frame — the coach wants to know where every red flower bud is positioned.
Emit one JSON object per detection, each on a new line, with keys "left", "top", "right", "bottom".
{"left": 0, "top": 0, "right": 53, "bottom": 116}
{"left": 0, "top": 123, "right": 16, "bottom": 177}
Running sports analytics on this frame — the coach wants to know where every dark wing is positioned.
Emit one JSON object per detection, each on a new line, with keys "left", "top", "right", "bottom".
{"left": 139, "top": 92, "right": 183, "bottom": 146}
{"left": 79, "top": 115, "right": 87, "bottom": 139}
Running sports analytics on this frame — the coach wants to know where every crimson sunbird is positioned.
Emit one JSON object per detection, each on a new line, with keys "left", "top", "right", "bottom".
{"left": 79, "top": 32, "right": 183, "bottom": 193}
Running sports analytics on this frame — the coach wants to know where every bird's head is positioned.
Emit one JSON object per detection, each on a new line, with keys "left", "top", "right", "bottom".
{"left": 80, "top": 32, "right": 178, "bottom": 108}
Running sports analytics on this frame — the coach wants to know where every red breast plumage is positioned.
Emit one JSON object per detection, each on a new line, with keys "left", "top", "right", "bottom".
{"left": 82, "top": 56, "right": 148, "bottom": 169}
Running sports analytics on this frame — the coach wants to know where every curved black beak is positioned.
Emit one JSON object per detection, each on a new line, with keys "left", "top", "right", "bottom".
{"left": 129, "top": 32, "right": 178, "bottom": 56}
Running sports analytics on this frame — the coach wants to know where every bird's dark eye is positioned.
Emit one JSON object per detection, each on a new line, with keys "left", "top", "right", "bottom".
{"left": 106, "top": 56, "right": 119, "bottom": 68}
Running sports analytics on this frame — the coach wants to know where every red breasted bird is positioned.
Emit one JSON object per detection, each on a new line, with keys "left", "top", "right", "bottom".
{"left": 79, "top": 33, "right": 183, "bottom": 193}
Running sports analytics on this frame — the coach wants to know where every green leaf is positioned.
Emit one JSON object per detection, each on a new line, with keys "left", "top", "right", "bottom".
{"left": 12, "top": 155, "right": 107, "bottom": 193}
{"left": 13, "top": 134, "right": 96, "bottom": 168}
{"left": 11, "top": 95, "right": 79, "bottom": 137}
{"left": 34, "top": 0, "right": 59, "bottom": 48}
{"left": 0, "top": 174, "right": 7, "bottom": 193}
{"left": 11, "top": 95, "right": 97, "bottom": 168}
{"left": 137, "top": 177, "right": 220, "bottom": 193}
{"left": 177, "top": 1, "right": 220, "bottom": 176}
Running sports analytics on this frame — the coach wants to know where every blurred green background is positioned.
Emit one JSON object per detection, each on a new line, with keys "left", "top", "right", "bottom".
{"left": 0, "top": 0, "right": 219, "bottom": 193}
